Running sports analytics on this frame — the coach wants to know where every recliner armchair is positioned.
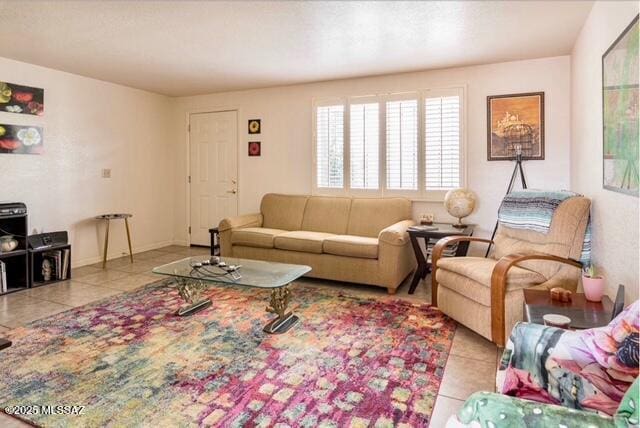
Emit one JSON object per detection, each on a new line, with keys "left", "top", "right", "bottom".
{"left": 431, "top": 194, "right": 591, "bottom": 347}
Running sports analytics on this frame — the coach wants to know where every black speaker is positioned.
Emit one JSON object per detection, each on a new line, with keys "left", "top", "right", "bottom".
{"left": 28, "top": 231, "right": 68, "bottom": 250}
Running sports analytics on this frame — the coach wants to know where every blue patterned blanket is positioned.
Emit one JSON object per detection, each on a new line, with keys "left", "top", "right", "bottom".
{"left": 498, "top": 190, "right": 591, "bottom": 265}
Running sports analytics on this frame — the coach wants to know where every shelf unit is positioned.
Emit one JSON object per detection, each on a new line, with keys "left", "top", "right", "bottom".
{"left": 0, "top": 212, "right": 29, "bottom": 295}
{"left": 29, "top": 244, "right": 72, "bottom": 287}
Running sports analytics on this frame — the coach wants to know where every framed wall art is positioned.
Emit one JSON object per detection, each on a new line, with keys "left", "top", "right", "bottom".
{"left": 248, "top": 119, "right": 261, "bottom": 134}
{"left": 0, "top": 124, "right": 43, "bottom": 154}
{"left": 602, "top": 15, "right": 638, "bottom": 196}
{"left": 487, "top": 92, "right": 544, "bottom": 161}
{"left": 0, "top": 81, "right": 44, "bottom": 116}
{"left": 248, "top": 141, "right": 261, "bottom": 156}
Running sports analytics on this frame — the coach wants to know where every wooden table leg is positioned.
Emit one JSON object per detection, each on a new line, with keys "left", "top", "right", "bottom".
{"left": 408, "top": 233, "right": 427, "bottom": 294}
{"left": 124, "top": 217, "right": 134, "bottom": 263}
{"left": 102, "top": 219, "right": 110, "bottom": 269}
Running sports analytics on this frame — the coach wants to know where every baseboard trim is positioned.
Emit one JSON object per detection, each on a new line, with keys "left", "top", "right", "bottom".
{"left": 72, "top": 240, "right": 177, "bottom": 268}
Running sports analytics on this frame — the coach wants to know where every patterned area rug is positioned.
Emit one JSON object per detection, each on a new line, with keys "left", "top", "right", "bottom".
{"left": 0, "top": 280, "right": 456, "bottom": 427}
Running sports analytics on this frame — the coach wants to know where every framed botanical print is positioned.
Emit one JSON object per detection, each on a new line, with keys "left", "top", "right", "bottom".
{"left": 487, "top": 92, "right": 545, "bottom": 161}
{"left": 602, "top": 15, "right": 638, "bottom": 196}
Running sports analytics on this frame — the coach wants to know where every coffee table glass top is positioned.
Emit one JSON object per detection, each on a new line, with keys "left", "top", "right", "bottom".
{"left": 152, "top": 256, "right": 311, "bottom": 289}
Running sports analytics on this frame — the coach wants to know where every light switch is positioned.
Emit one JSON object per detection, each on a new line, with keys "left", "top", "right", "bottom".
{"left": 102, "top": 168, "right": 111, "bottom": 178}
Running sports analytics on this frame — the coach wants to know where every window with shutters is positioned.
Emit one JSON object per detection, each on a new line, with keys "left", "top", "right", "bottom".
{"left": 312, "top": 86, "right": 464, "bottom": 199}
{"left": 350, "top": 102, "right": 379, "bottom": 190}
{"left": 315, "top": 104, "right": 344, "bottom": 189}
{"left": 425, "top": 92, "right": 462, "bottom": 190}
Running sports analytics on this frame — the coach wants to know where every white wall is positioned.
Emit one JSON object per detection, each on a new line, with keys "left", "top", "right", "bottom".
{"left": 0, "top": 57, "right": 174, "bottom": 266}
{"left": 571, "top": 1, "right": 639, "bottom": 303}
{"left": 171, "top": 56, "right": 572, "bottom": 252}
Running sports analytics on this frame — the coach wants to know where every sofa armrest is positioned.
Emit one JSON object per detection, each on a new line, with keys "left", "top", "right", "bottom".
{"left": 490, "top": 252, "right": 583, "bottom": 346}
{"left": 447, "top": 392, "right": 615, "bottom": 428}
{"left": 378, "top": 220, "right": 416, "bottom": 246}
{"left": 218, "top": 213, "right": 263, "bottom": 232}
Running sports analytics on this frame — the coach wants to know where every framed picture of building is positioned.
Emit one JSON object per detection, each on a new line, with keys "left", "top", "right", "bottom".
{"left": 487, "top": 92, "right": 545, "bottom": 161}
{"left": 602, "top": 15, "right": 638, "bottom": 196}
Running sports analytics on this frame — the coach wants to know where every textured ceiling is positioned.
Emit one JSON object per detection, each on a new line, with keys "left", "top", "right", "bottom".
{"left": 0, "top": 1, "right": 593, "bottom": 96}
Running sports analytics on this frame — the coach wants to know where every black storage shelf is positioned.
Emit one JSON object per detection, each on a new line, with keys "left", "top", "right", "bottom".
{"left": 29, "top": 244, "right": 72, "bottom": 288}
{"left": 0, "top": 208, "right": 28, "bottom": 295}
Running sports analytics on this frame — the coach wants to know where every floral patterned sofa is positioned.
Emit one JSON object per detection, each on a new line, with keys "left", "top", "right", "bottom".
{"left": 447, "top": 300, "right": 639, "bottom": 427}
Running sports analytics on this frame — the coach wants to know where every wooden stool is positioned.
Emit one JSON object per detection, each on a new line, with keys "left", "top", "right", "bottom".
{"left": 95, "top": 213, "right": 133, "bottom": 269}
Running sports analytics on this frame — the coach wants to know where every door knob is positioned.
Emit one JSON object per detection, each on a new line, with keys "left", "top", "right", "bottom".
{"left": 227, "top": 189, "right": 237, "bottom": 194}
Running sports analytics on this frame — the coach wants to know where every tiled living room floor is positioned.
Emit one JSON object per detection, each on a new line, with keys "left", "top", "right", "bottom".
{"left": 0, "top": 245, "right": 498, "bottom": 427}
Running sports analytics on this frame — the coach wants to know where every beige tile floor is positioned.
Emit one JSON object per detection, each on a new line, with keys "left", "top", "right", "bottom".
{"left": 0, "top": 245, "right": 498, "bottom": 426}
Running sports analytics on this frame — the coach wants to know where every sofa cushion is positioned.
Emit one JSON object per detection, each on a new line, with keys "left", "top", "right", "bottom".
{"left": 274, "top": 231, "right": 336, "bottom": 254}
{"left": 261, "top": 194, "right": 309, "bottom": 231}
{"left": 438, "top": 256, "right": 546, "bottom": 287}
{"left": 231, "top": 227, "right": 287, "bottom": 249}
{"left": 301, "top": 196, "right": 352, "bottom": 234}
{"left": 347, "top": 198, "right": 412, "bottom": 237}
{"left": 323, "top": 235, "right": 379, "bottom": 259}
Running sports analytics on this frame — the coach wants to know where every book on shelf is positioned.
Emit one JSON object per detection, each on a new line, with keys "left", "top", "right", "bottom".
{"left": 0, "top": 260, "right": 6, "bottom": 293}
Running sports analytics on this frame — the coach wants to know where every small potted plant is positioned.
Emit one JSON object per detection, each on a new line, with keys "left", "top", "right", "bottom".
{"left": 582, "top": 264, "right": 605, "bottom": 302}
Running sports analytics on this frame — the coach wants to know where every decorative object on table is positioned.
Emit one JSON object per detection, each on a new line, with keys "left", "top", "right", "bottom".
{"left": 443, "top": 188, "right": 476, "bottom": 228}
{"left": 602, "top": 15, "right": 639, "bottom": 196}
{"left": 419, "top": 213, "right": 434, "bottom": 225}
{"left": 248, "top": 140, "right": 261, "bottom": 156}
{"left": 487, "top": 92, "right": 544, "bottom": 161}
{"left": 523, "top": 287, "right": 617, "bottom": 329}
{"left": 582, "top": 264, "right": 606, "bottom": 302}
{"left": 247, "top": 118, "right": 261, "bottom": 134}
{"left": 0, "top": 280, "right": 455, "bottom": 427}
{"left": 542, "top": 313, "right": 571, "bottom": 328}
{"left": 0, "top": 235, "right": 18, "bottom": 253}
{"left": 0, "top": 124, "right": 43, "bottom": 155}
{"left": 407, "top": 223, "right": 474, "bottom": 294}
{"left": 94, "top": 214, "right": 133, "bottom": 269}
{"left": 550, "top": 286, "right": 572, "bottom": 302}
{"left": 0, "top": 81, "right": 44, "bottom": 116}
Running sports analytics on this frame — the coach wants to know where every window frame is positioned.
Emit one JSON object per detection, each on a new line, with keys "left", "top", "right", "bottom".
{"left": 312, "top": 85, "right": 466, "bottom": 201}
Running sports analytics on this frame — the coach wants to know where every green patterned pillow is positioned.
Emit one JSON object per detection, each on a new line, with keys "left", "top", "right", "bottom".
{"left": 615, "top": 377, "right": 639, "bottom": 428}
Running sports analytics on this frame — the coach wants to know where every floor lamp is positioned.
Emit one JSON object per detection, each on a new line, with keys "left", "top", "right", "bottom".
{"left": 485, "top": 146, "right": 528, "bottom": 257}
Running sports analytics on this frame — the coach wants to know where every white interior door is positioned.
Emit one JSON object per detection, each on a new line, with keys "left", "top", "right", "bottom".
{"left": 189, "top": 110, "right": 238, "bottom": 246}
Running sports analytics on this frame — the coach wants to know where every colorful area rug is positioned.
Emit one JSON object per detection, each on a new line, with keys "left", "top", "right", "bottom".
{"left": 0, "top": 280, "right": 456, "bottom": 427}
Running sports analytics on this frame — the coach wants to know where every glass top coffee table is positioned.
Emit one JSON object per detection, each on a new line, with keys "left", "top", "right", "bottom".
{"left": 153, "top": 256, "right": 311, "bottom": 334}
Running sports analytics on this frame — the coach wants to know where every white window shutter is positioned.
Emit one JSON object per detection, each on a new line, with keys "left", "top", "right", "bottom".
{"left": 316, "top": 105, "right": 344, "bottom": 188}
{"left": 386, "top": 99, "right": 418, "bottom": 190}
{"left": 425, "top": 95, "right": 461, "bottom": 189}
{"left": 350, "top": 103, "right": 379, "bottom": 189}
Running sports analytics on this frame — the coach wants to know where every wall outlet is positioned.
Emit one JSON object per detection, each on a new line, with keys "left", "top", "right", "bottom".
{"left": 102, "top": 168, "right": 111, "bottom": 178}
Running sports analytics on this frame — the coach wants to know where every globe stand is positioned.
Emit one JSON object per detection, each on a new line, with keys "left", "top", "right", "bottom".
{"left": 485, "top": 148, "right": 527, "bottom": 257}
{"left": 452, "top": 217, "right": 469, "bottom": 229}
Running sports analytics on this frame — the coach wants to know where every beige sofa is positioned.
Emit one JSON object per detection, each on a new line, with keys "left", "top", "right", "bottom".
{"left": 219, "top": 194, "right": 416, "bottom": 293}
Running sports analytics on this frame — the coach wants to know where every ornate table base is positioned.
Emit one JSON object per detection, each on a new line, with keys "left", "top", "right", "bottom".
{"left": 264, "top": 286, "right": 298, "bottom": 334}
{"left": 174, "top": 279, "right": 298, "bottom": 334}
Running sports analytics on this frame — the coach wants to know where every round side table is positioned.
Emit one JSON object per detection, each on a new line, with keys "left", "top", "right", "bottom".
{"left": 95, "top": 213, "right": 133, "bottom": 269}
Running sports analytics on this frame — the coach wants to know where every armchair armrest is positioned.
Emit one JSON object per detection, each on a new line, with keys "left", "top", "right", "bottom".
{"left": 447, "top": 391, "right": 615, "bottom": 428}
{"left": 218, "top": 213, "right": 263, "bottom": 232}
{"left": 490, "top": 252, "right": 583, "bottom": 347}
{"left": 431, "top": 236, "right": 494, "bottom": 306}
{"left": 378, "top": 220, "right": 416, "bottom": 246}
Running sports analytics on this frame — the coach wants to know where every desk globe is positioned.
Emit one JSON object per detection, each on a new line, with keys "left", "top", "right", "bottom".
{"left": 444, "top": 188, "right": 476, "bottom": 228}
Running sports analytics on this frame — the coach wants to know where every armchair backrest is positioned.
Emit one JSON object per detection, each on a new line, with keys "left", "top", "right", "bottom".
{"left": 493, "top": 196, "right": 591, "bottom": 281}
